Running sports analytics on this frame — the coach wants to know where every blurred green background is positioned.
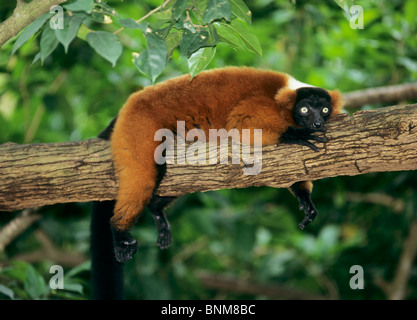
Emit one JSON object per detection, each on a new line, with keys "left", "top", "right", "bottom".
{"left": 1, "top": 0, "right": 417, "bottom": 300}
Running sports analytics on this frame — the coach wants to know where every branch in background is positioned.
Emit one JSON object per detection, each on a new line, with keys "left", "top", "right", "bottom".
{"left": 345, "top": 192, "right": 405, "bottom": 214}
{"left": 387, "top": 220, "right": 417, "bottom": 300}
{"left": 0, "top": 0, "right": 67, "bottom": 49}
{"left": 10, "top": 229, "right": 86, "bottom": 267}
{"left": 343, "top": 82, "right": 417, "bottom": 109}
{"left": 1, "top": 104, "right": 417, "bottom": 211}
{"left": 0, "top": 207, "right": 41, "bottom": 251}
{"left": 196, "top": 271, "right": 326, "bottom": 300}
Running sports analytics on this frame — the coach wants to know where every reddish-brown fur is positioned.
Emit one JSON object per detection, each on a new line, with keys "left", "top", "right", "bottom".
{"left": 110, "top": 67, "right": 343, "bottom": 231}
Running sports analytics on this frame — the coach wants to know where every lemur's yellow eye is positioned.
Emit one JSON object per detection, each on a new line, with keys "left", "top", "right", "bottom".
{"left": 301, "top": 107, "right": 308, "bottom": 113}
{"left": 322, "top": 107, "right": 329, "bottom": 113}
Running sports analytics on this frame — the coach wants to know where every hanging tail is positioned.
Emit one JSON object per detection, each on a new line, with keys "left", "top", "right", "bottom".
{"left": 91, "top": 200, "right": 124, "bottom": 299}
{"left": 90, "top": 117, "right": 124, "bottom": 299}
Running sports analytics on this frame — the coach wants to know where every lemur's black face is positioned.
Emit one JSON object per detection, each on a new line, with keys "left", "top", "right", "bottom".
{"left": 293, "top": 87, "right": 332, "bottom": 132}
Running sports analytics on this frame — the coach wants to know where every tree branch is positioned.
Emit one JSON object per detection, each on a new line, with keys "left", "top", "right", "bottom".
{"left": 0, "top": 207, "right": 41, "bottom": 251}
{"left": 1, "top": 104, "right": 417, "bottom": 211}
{"left": 387, "top": 219, "right": 417, "bottom": 300}
{"left": 0, "top": 0, "right": 67, "bottom": 49}
{"left": 196, "top": 271, "right": 326, "bottom": 300}
{"left": 343, "top": 82, "right": 417, "bottom": 109}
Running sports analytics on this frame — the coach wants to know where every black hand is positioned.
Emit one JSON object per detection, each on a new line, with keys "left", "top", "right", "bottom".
{"left": 280, "top": 126, "right": 327, "bottom": 152}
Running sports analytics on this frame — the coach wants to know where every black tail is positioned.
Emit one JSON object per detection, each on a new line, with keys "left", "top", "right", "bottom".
{"left": 90, "top": 116, "right": 175, "bottom": 299}
{"left": 91, "top": 200, "right": 124, "bottom": 299}
{"left": 90, "top": 117, "right": 124, "bottom": 299}
{"left": 98, "top": 116, "right": 117, "bottom": 140}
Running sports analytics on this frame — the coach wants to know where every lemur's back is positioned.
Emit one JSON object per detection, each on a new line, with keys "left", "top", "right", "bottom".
{"left": 117, "top": 67, "right": 288, "bottom": 134}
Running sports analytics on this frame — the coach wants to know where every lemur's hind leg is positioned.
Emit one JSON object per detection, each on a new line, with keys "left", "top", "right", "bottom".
{"left": 289, "top": 181, "right": 318, "bottom": 230}
{"left": 148, "top": 196, "right": 177, "bottom": 249}
{"left": 110, "top": 114, "right": 161, "bottom": 262}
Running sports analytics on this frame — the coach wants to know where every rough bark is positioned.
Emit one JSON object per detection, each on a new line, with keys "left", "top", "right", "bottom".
{"left": 1, "top": 103, "right": 417, "bottom": 211}
{"left": 0, "top": 0, "right": 67, "bottom": 49}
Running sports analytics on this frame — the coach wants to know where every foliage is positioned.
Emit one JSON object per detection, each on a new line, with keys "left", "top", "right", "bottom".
{"left": 0, "top": 260, "right": 90, "bottom": 299}
{"left": 1, "top": 0, "right": 417, "bottom": 300}
{"left": 10, "top": 0, "right": 259, "bottom": 81}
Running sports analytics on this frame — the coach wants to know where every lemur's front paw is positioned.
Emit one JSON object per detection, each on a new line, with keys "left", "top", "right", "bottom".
{"left": 310, "top": 134, "right": 328, "bottom": 143}
{"left": 298, "top": 200, "right": 318, "bottom": 230}
{"left": 112, "top": 229, "right": 138, "bottom": 263}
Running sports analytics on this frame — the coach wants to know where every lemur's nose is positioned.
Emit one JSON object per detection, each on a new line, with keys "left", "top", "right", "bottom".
{"left": 313, "top": 122, "right": 322, "bottom": 129}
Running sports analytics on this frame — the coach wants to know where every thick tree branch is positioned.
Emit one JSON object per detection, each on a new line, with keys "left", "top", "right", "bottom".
{"left": 0, "top": 0, "right": 67, "bottom": 49}
{"left": 1, "top": 104, "right": 417, "bottom": 211}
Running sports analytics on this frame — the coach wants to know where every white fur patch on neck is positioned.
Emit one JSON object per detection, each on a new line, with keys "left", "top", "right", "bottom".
{"left": 287, "top": 76, "right": 315, "bottom": 90}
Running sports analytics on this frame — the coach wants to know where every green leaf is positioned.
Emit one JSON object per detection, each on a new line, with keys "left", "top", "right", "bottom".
{"left": 24, "top": 265, "right": 46, "bottom": 299}
{"left": 0, "top": 285, "right": 15, "bottom": 300}
{"left": 31, "top": 52, "right": 41, "bottom": 66}
{"left": 89, "top": 11, "right": 108, "bottom": 23}
{"left": 76, "top": 24, "right": 92, "bottom": 41}
{"left": 134, "top": 51, "right": 161, "bottom": 84}
{"left": 40, "top": 26, "right": 59, "bottom": 64}
{"left": 71, "top": 10, "right": 110, "bottom": 23}
{"left": 62, "top": 283, "right": 84, "bottom": 294}
{"left": 230, "top": 0, "right": 252, "bottom": 25}
{"left": 0, "top": 261, "right": 29, "bottom": 282}
{"left": 180, "top": 29, "right": 211, "bottom": 57}
{"left": 203, "top": 0, "right": 232, "bottom": 23}
{"left": 166, "top": 29, "right": 183, "bottom": 57}
{"left": 173, "top": 0, "right": 188, "bottom": 20}
{"left": 65, "top": 261, "right": 91, "bottom": 278}
{"left": 334, "top": 0, "right": 355, "bottom": 12}
{"left": 119, "top": 18, "right": 145, "bottom": 30}
{"left": 95, "top": 2, "right": 118, "bottom": 17}
{"left": 11, "top": 12, "right": 53, "bottom": 56}
{"left": 214, "top": 21, "right": 245, "bottom": 51}
{"left": 133, "top": 27, "right": 168, "bottom": 83}
{"left": 54, "top": 16, "right": 83, "bottom": 53}
{"left": 86, "top": 31, "right": 122, "bottom": 67}
{"left": 64, "top": 0, "right": 95, "bottom": 13}
{"left": 174, "top": 18, "right": 196, "bottom": 33}
{"left": 218, "top": 19, "right": 262, "bottom": 56}
{"left": 188, "top": 46, "right": 216, "bottom": 79}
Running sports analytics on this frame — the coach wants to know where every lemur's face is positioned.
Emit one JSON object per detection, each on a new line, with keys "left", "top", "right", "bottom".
{"left": 293, "top": 87, "right": 332, "bottom": 132}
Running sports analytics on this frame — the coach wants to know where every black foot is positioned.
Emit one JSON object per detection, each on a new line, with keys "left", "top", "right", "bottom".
{"left": 148, "top": 195, "right": 176, "bottom": 250}
{"left": 157, "top": 225, "right": 171, "bottom": 249}
{"left": 152, "top": 211, "right": 172, "bottom": 249}
{"left": 298, "top": 200, "right": 318, "bottom": 230}
{"left": 112, "top": 228, "right": 138, "bottom": 263}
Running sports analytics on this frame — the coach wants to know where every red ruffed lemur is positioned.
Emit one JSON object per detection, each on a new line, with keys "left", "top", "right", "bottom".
{"left": 91, "top": 67, "right": 343, "bottom": 299}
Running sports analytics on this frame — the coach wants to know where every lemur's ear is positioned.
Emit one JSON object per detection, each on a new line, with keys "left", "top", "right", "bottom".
{"left": 328, "top": 90, "right": 344, "bottom": 115}
{"left": 274, "top": 87, "right": 297, "bottom": 110}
